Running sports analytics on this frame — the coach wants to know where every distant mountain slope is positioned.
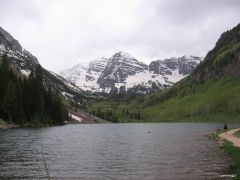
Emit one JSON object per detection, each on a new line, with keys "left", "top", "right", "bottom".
{"left": 192, "top": 24, "right": 240, "bottom": 83}
{"left": 60, "top": 52, "right": 202, "bottom": 94}
{"left": 89, "top": 23, "right": 240, "bottom": 123}
{"left": 0, "top": 26, "right": 83, "bottom": 102}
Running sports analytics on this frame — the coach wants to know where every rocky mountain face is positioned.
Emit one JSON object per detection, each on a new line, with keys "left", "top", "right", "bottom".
{"left": 0, "top": 27, "right": 39, "bottom": 73}
{"left": 60, "top": 52, "right": 202, "bottom": 94}
{"left": 0, "top": 26, "right": 83, "bottom": 101}
{"left": 97, "top": 52, "right": 149, "bottom": 93}
{"left": 149, "top": 55, "right": 202, "bottom": 76}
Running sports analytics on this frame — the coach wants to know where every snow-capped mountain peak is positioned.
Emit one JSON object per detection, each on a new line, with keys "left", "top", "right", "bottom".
{"left": 181, "top": 55, "right": 202, "bottom": 62}
{"left": 114, "top": 51, "right": 135, "bottom": 59}
{"left": 0, "top": 26, "right": 23, "bottom": 53}
{"left": 60, "top": 57, "right": 109, "bottom": 92}
{"left": 88, "top": 57, "right": 109, "bottom": 73}
{"left": 96, "top": 52, "right": 148, "bottom": 93}
{"left": 0, "top": 26, "right": 39, "bottom": 72}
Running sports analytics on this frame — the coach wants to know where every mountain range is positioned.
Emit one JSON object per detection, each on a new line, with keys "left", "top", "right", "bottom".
{"left": 60, "top": 52, "right": 202, "bottom": 94}
{"left": 0, "top": 25, "right": 202, "bottom": 98}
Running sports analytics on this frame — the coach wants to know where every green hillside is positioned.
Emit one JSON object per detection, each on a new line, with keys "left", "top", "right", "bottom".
{"left": 89, "top": 23, "right": 240, "bottom": 123}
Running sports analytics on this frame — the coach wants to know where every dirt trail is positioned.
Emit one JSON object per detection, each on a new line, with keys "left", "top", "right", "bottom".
{"left": 219, "top": 128, "right": 240, "bottom": 148}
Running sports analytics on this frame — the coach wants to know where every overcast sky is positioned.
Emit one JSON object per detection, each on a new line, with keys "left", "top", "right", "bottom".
{"left": 0, "top": 0, "right": 240, "bottom": 72}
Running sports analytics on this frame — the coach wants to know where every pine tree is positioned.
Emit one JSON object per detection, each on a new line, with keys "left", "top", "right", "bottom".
{"left": 2, "top": 82, "right": 18, "bottom": 122}
{"left": 30, "top": 65, "right": 44, "bottom": 124}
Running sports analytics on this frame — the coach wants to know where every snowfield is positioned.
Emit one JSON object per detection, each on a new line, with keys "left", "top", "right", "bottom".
{"left": 69, "top": 113, "right": 82, "bottom": 122}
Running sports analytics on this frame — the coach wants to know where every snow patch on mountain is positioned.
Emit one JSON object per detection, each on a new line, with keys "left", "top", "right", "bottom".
{"left": 167, "top": 69, "right": 186, "bottom": 83}
{"left": 69, "top": 113, "right": 82, "bottom": 122}
{"left": 20, "top": 69, "right": 31, "bottom": 77}
{"left": 125, "top": 71, "right": 164, "bottom": 89}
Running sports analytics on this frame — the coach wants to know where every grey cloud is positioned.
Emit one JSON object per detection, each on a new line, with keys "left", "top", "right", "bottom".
{"left": 147, "top": 0, "right": 240, "bottom": 23}
{"left": 0, "top": 0, "right": 42, "bottom": 21}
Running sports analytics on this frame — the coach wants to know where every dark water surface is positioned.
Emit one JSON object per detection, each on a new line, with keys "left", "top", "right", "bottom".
{"left": 0, "top": 123, "right": 238, "bottom": 179}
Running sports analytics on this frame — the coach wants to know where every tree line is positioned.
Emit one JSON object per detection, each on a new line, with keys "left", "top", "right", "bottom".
{"left": 91, "top": 106, "right": 143, "bottom": 123}
{"left": 0, "top": 55, "right": 68, "bottom": 126}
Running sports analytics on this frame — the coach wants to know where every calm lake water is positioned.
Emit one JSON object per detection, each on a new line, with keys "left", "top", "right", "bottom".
{"left": 0, "top": 123, "right": 238, "bottom": 179}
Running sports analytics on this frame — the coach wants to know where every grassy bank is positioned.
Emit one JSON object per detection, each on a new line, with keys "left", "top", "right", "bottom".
{"left": 209, "top": 129, "right": 224, "bottom": 140}
{"left": 223, "top": 141, "right": 240, "bottom": 179}
{"left": 213, "top": 129, "right": 240, "bottom": 179}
